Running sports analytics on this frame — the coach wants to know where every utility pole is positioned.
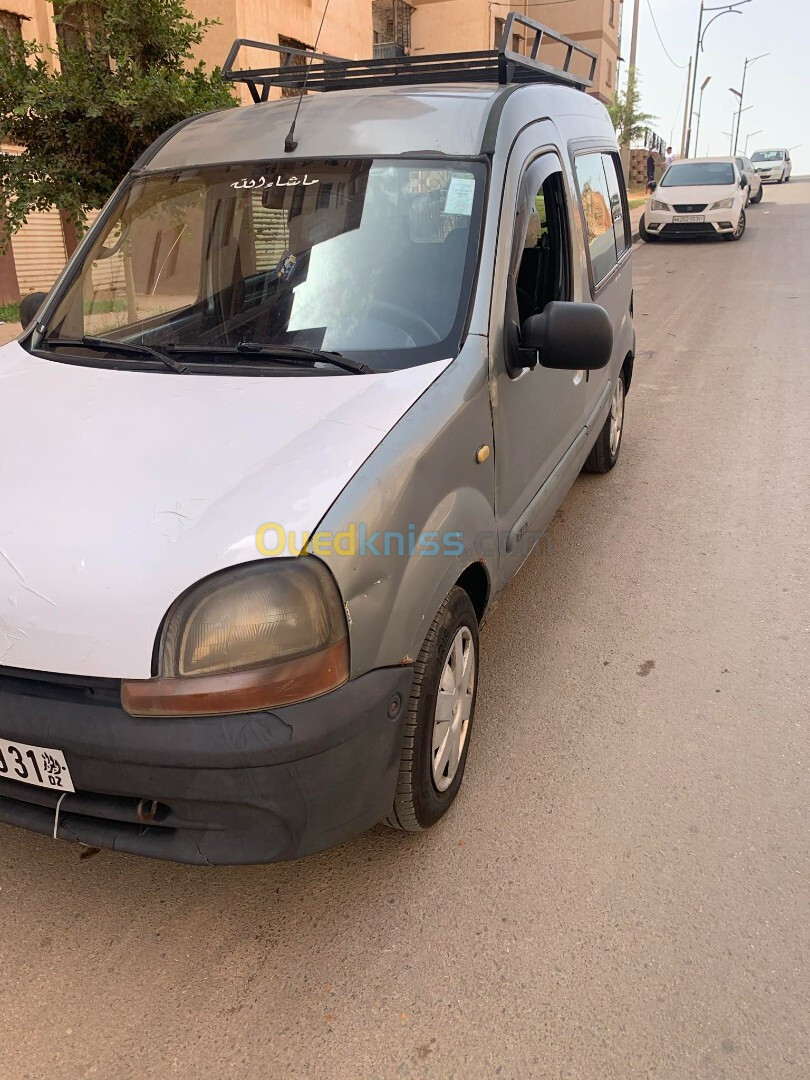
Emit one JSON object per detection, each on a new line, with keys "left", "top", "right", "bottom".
{"left": 620, "top": 0, "right": 641, "bottom": 185}
{"left": 679, "top": 57, "right": 693, "bottom": 158}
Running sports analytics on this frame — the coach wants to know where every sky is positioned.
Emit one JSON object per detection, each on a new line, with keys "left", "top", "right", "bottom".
{"left": 620, "top": 0, "right": 809, "bottom": 173}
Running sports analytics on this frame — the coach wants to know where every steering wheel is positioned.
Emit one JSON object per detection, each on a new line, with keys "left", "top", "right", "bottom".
{"left": 369, "top": 300, "right": 442, "bottom": 345}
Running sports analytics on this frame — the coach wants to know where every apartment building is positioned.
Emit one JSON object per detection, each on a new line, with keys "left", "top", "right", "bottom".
{"left": 407, "top": 0, "right": 623, "bottom": 104}
{"left": 0, "top": 0, "right": 372, "bottom": 304}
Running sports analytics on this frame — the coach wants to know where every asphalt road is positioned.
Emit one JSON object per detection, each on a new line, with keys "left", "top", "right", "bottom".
{"left": 2, "top": 182, "right": 808, "bottom": 1080}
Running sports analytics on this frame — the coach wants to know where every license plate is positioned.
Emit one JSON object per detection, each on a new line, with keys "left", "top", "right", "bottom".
{"left": 0, "top": 737, "right": 74, "bottom": 792}
{"left": 673, "top": 215, "right": 705, "bottom": 223}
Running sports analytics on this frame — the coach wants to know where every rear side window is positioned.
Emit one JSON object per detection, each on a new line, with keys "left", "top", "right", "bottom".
{"left": 601, "top": 152, "right": 629, "bottom": 259}
{"left": 574, "top": 152, "right": 623, "bottom": 286}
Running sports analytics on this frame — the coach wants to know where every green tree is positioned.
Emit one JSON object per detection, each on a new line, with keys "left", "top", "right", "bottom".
{"left": 607, "top": 68, "right": 657, "bottom": 147}
{"left": 0, "top": 0, "right": 235, "bottom": 241}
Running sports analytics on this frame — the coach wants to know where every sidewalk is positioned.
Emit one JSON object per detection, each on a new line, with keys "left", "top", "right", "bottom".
{"left": 630, "top": 203, "right": 645, "bottom": 244}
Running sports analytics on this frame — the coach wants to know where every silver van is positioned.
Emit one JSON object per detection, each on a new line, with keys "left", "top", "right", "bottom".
{"left": 0, "top": 13, "right": 635, "bottom": 864}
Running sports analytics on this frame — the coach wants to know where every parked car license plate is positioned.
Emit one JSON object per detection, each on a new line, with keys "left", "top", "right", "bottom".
{"left": 673, "top": 215, "right": 705, "bottom": 223}
{"left": 0, "top": 737, "right": 74, "bottom": 792}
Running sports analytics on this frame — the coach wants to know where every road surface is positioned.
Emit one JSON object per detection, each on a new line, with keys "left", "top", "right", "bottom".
{"left": 1, "top": 182, "right": 808, "bottom": 1080}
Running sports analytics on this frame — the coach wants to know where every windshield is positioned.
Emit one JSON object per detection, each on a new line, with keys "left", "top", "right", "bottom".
{"left": 661, "top": 162, "right": 735, "bottom": 187}
{"left": 751, "top": 150, "right": 784, "bottom": 162}
{"left": 40, "top": 158, "right": 487, "bottom": 372}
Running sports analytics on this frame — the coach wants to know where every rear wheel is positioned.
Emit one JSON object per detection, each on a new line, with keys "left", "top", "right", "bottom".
{"left": 723, "top": 209, "right": 746, "bottom": 241}
{"left": 584, "top": 372, "right": 625, "bottom": 474}
{"left": 751, "top": 186, "right": 763, "bottom": 204}
{"left": 386, "top": 586, "right": 479, "bottom": 832}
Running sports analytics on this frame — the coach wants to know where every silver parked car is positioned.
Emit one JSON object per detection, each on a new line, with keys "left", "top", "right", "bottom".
{"left": 0, "top": 13, "right": 635, "bottom": 864}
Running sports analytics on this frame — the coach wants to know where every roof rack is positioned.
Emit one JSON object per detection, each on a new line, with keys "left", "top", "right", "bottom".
{"left": 222, "top": 12, "right": 597, "bottom": 103}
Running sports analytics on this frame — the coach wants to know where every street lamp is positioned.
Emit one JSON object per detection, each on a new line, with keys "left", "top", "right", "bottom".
{"left": 732, "top": 53, "right": 769, "bottom": 154}
{"left": 727, "top": 98, "right": 752, "bottom": 154}
{"left": 744, "top": 129, "right": 763, "bottom": 154}
{"left": 694, "top": 75, "right": 712, "bottom": 156}
{"left": 685, "top": 1, "right": 753, "bottom": 158}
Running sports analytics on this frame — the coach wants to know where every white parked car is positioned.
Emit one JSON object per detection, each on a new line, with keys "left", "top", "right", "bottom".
{"left": 750, "top": 148, "right": 792, "bottom": 184}
{"left": 640, "top": 157, "right": 748, "bottom": 242}
{"left": 735, "top": 154, "right": 763, "bottom": 205}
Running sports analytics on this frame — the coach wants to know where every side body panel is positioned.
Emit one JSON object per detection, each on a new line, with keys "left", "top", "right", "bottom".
{"left": 316, "top": 336, "right": 496, "bottom": 678}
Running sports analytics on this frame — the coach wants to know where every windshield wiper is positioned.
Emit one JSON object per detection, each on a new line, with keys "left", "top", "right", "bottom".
{"left": 166, "top": 341, "right": 373, "bottom": 375}
{"left": 42, "top": 335, "right": 187, "bottom": 374}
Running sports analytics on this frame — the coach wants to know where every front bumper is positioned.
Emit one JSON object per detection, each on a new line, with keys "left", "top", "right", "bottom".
{"left": 0, "top": 664, "right": 413, "bottom": 864}
{"left": 644, "top": 206, "right": 742, "bottom": 239}
{"left": 755, "top": 169, "right": 782, "bottom": 183}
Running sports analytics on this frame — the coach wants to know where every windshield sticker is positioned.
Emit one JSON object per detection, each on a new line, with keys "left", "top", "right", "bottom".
{"left": 275, "top": 251, "right": 299, "bottom": 282}
{"left": 231, "top": 175, "right": 319, "bottom": 191}
{"left": 443, "top": 175, "right": 475, "bottom": 216}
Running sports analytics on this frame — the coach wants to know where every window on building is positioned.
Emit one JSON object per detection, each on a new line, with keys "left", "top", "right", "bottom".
{"left": 54, "top": 1, "right": 102, "bottom": 52}
{"left": 609, "top": 1, "right": 616, "bottom": 27}
{"left": 278, "top": 34, "right": 312, "bottom": 99}
{"left": 606, "top": 58, "right": 612, "bottom": 87}
{"left": 371, "top": 1, "right": 413, "bottom": 50}
{"left": 0, "top": 9, "right": 25, "bottom": 44}
{"left": 494, "top": 17, "right": 506, "bottom": 49}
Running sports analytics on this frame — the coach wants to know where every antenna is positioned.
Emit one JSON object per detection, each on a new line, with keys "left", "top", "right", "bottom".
{"left": 285, "top": 0, "right": 332, "bottom": 153}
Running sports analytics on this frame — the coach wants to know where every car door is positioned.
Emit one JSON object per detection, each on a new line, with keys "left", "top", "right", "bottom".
{"left": 489, "top": 130, "right": 587, "bottom": 574}
{"left": 572, "top": 149, "right": 632, "bottom": 432}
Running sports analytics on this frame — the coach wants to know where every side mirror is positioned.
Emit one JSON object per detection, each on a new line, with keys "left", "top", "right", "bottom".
{"left": 740, "top": 176, "right": 748, "bottom": 188}
{"left": 19, "top": 291, "right": 49, "bottom": 331}
{"left": 521, "top": 301, "right": 613, "bottom": 371}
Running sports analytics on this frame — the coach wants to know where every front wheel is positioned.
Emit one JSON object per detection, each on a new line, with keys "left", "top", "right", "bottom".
{"left": 639, "top": 214, "right": 657, "bottom": 242}
{"left": 723, "top": 209, "right": 746, "bottom": 241}
{"left": 386, "top": 586, "right": 479, "bottom": 832}
{"left": 584, "top": 372, "right": 625, "bottom": 474}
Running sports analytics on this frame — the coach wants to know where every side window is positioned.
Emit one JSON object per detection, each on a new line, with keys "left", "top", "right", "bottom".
{"left": 601, "top": 151, "right": 629, "bottom": 259}
{"left": 509, "top": 157, "right": 571, "bottom": 329}
{"left": 574, "top": 153, "right": 618, "bottom": 285}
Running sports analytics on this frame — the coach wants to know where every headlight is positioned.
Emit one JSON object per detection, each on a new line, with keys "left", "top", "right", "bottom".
{"left": 710, "top": 197, "right": 735, "bottom": 210}
{"left": 650, "top": 199, "right": 670, "bottom": 212}
{"left": 121, "top": 559, "right": 349, "bottom": 716}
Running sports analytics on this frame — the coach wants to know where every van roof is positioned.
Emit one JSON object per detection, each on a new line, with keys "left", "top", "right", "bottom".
{"left": 140, "top": 82, "right": 608, "bottom": 172}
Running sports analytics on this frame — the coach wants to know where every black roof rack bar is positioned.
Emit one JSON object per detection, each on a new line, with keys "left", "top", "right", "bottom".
{"left": 221, "top": 12, "right": 596, "bottom": 100}
{"left": 499, "top": 12, "right": 597, "bottom": 89}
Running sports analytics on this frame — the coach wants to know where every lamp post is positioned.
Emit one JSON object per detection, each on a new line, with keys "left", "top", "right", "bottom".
{"left": 744, "top": 129, "right": 763, "bottom": 154}
{"left": 727, "top": 93, "right": 752, "bottom": 154}
{"left": 693, "top": 75, "right": 712, "bottom": 158}
{"left": 732, "top": 53, "right": 769, "bottom": 154}
{"left": 685, "top": 1, "right": 752, "bottom": 158}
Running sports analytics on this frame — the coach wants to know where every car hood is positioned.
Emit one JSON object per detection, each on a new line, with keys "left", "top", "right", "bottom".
{"left": 0, "top": 341, "right": 449, "bottom": 678}
{"left": 654, "top": 184, "right": 740, "bottom": 205}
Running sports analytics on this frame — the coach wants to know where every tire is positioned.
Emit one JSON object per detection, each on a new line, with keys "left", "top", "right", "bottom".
{"left": 638, "top": 214, "right": 657, "bottom": 242}
{"left": 584, "top": 371, "right": 625, "bottom": 474}
{"left": 751, "top": 186, "right": 763, "bottom": 204}
{"left": 386, "top": 586, "right": 479, "bottom": 832}
{"left": 723, "top": 209, "right": 746, "bottom": 241}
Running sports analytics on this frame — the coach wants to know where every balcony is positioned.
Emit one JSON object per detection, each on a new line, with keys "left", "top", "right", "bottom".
{"left": 373, "top": 42, "right": 407, "bottom": 58}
